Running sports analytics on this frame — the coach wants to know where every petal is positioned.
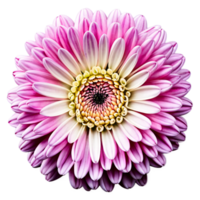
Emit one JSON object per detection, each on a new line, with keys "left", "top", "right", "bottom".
{"left": 127, "top": 100, "right": 160, "bottom": 114}
{"left": 107, "top": 9, "right": 121, "bottom": 27}
{"left": 34, "top": 114, "right": 67, "bottom": 135}
{"left": 83, "top": 31, "right": 98, "bottom": 69}
{"left": 146, "top": 112, "right": 175, "bottom": 126}
{"left": 129, "top": 85, "right": 160, "bottom": 101}
{"left": 107, "top": 165, "right": 122, "bottom": 184}
{"left": 48, "top": 117, "right": 77, "bottom": 146}
{"left": 43, "top": 58, "right": 74, "bottom": 85}
{"left": 72, "top": 128, "right": 87, "bottom": 162}
{"left": 98, "top": 34, "right": 109, "bottom": 69}
{"left": 33, "top": 82, "right": 69, "bottom": 98}
{"left": 126, "top": 70, "right": 149, "bottom": 91}
{"left": 74, "top": 137, "right": 91, "bottom": 179}
{"left": 152, "top": 95, "right": 182, "bottom": 112}
{"left": 58, "top": 48, "right": 81, "bottom": 76}
{"left": 120, "top": 13, "right": 135, "bottom": 36}
{"left": 108, "top": 38, "right": 125, "bottom": 71}
{"left": 89, "top": 128, "right": 101, "bottom": 163}
{"left": 107, "top": 22, "right": 122, "bottom": 49}
{"left": 57, "top": 149, "right": 74, "bottom": 175}
{"left": 125, "top": 111, "right": 151, "bottom": 130}
{"left": 120, "top": 119, "right": 142, "bottom": 142}
{"left": 140, "top": 143, "right": 158, "bottom": 158}
{"left": 127, "top": 142, "right": 143, "bottom": 163}
{"left": 101, "top": 129, "right": 117, "bottom": 160}
{"left": 119, "top": 53, "right": 138, "bottom": 78}
{"left": 133, "top": 156, "right": 150, "bottom": 175}
{"left": 92, "top": 10, "right": 107, "bottom": 33}
{"left": 112, "top": 126, "right": 130, "bottom": 152}
{"left": 100, "top": 147, "right": 112, "bottom": 170}
{"left": 89, "top": 162, "right": 103, "bottom": 181}
{"left": 40, "top": 100, "right": 70, "bottom": 117}
{"left": 134, "top": 15, "right": 147, "bottom": 33}
{"left": 67, "top": 27, "right": 87, "bottom": 70}
{"left": 140, "top": 129, "right": 157, "bottom": 146}
{"left": 68, "top": 124, "right": 85, "bottom": 143}
{"left": 113, "top": 146, "right": 126, "bottom": 170}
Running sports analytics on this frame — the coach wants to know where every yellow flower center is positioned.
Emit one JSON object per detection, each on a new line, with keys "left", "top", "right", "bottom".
{"left": 68, "top": 66, "right": 130, "bottom": 132}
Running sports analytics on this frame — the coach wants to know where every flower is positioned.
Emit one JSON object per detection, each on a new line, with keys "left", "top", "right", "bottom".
{"left": 8, "top": 8, "right": 192, "bottom": 192}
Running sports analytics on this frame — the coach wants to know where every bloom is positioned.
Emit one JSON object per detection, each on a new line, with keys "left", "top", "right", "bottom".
{"left": 8, "top": 8, "right": 192, "bottom": 191}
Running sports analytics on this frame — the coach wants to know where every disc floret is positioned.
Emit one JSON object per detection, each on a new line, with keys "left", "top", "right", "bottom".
{"left": 68, "top": 66, "right": 131, "bottom": 132}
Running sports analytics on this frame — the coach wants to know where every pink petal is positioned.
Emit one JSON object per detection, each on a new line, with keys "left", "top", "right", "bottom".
{"left": 74, "top": 137, "right": 91, "bottom": 179}
{"left": 67, "top": 27, "right": 87, "bottom": 70}
{"left": 35, "top": 32, "right": 45, "bottom": 47}
{"left": 152, "top": 95, "right": 182, "bottom": 112}
{"left": 127, "top": 142, "right": 143, "bottom": 163}
{"left": 89, "top": 162, "right": 103, "bottom": 181}
{"left": 140, "top": 129, "right": 157, "bottom": 146}
{"left": 107, "top": 9, "right": 121, "bottom": 27}
{"left": 108, "top": 38, "right": 125, "bottom": 71}
{"left": 58, "top": 48, "right": 81, "bottom": 76}
{"left": 107, "top": 22, "right": 122, "bottom": 49}
{"left": 156, "top": 134, "right": 172, "bottom": 153}
{"left": 57, "top": 146, "right": 74, "bottom": 175}
{"left": 92, "top": 10, "right": 107, "bottom": 33}
{"left": 83, "top": 31, "right": 98, "bottom": 69}
{"left": 140, "top": 143, "right": 158, "bottom": 158}
{"left": 72, "top": 128, "right": 87, "bottom": 162}
{"left": 42, "top": 38, "right": 61, "bottom": 64}
{"left": 43, "top": 58, "right": 74, "bottom": 85}
{"left": 120, "top": 13, "right": 135, "bottom": 36}
{"left": 133, "top": 156, "right": 150, "bottom": 175}
{"left": 25, "top": 40, "right": 38, "bottom": 55}
{"left": 113, "top": 146, "right": 126, "bottom": 170}
{"left": 17, "top": 112, "right": 46, "bottom": 124}
{"left": 107, "top": 165, "right": 122, "bottom": 184}
{"left": 100, "top": 147, "right": 112, "bottom": 170}
{"left": 134, "top": 15, "right": 147, "bottom": 33}
{"left": 46, "top": 139, "right": 67, "bottom": 158}
{"left": 48, "top": 117, "right": 77, "bottom": 146}
{"left": 31, "top": 47, "right": 47, "bottom": 64}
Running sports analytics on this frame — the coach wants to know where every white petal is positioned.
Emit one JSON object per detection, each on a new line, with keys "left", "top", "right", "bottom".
{"left": 129, "top": 85, "right": 160, "bottom": 101}
{"left": 43, "top": 58, "right": 74, "bottom": 85}
{"left": 125, "top": 111, "right": 151, "bottom": 130}
{"left": 58, "top": 48, "right": 81, "bottom": 76}
{"left": 83, "top": 31, "right": 98, "bottom": 69}
{"left": 40, "top": 100, "right": 70, "bottom": 117}
{"left": 68, "top": 124, "right": 85, "bottom": 143}
{"left": 101, "top": 130, "right": 116, "bottom": 160}
{"left": 33, "top": 82, "right": 69, "bottom": 98}
{"left": 98, "top": 34, "right": 109, "bottom": 69}
{"left": 112, "top": 125, "right": 130, "bottom": 152}
{"left": 126, "top": 70, "right": 149, "bottom": 91}
{"left": 120, "top": 120, "right": 142, "bottom": 142}
{"left": 119, "top": 53, "right": 138, "bottom": 78}
{"left": 108, "top": 38, "right": 125, "bottom": 71}
{"left": 127, "top": 100, "right": 161, "bottom": 114}
{"left": 89, "top": 128, "right": 101, "bottom": 163}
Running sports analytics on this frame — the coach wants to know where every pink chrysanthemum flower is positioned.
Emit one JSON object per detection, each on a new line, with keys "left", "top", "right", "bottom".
{"left": 8, "top": 8, "right": 192, "bottom": 192}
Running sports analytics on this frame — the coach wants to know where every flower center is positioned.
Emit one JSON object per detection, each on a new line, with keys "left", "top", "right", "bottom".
{"left": 68, "top": 66, "right": 130, "bottom": 132}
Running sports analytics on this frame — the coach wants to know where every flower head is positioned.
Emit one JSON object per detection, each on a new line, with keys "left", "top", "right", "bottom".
{"left": 8, "top": 8, "right": 192, "bottom": 192}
